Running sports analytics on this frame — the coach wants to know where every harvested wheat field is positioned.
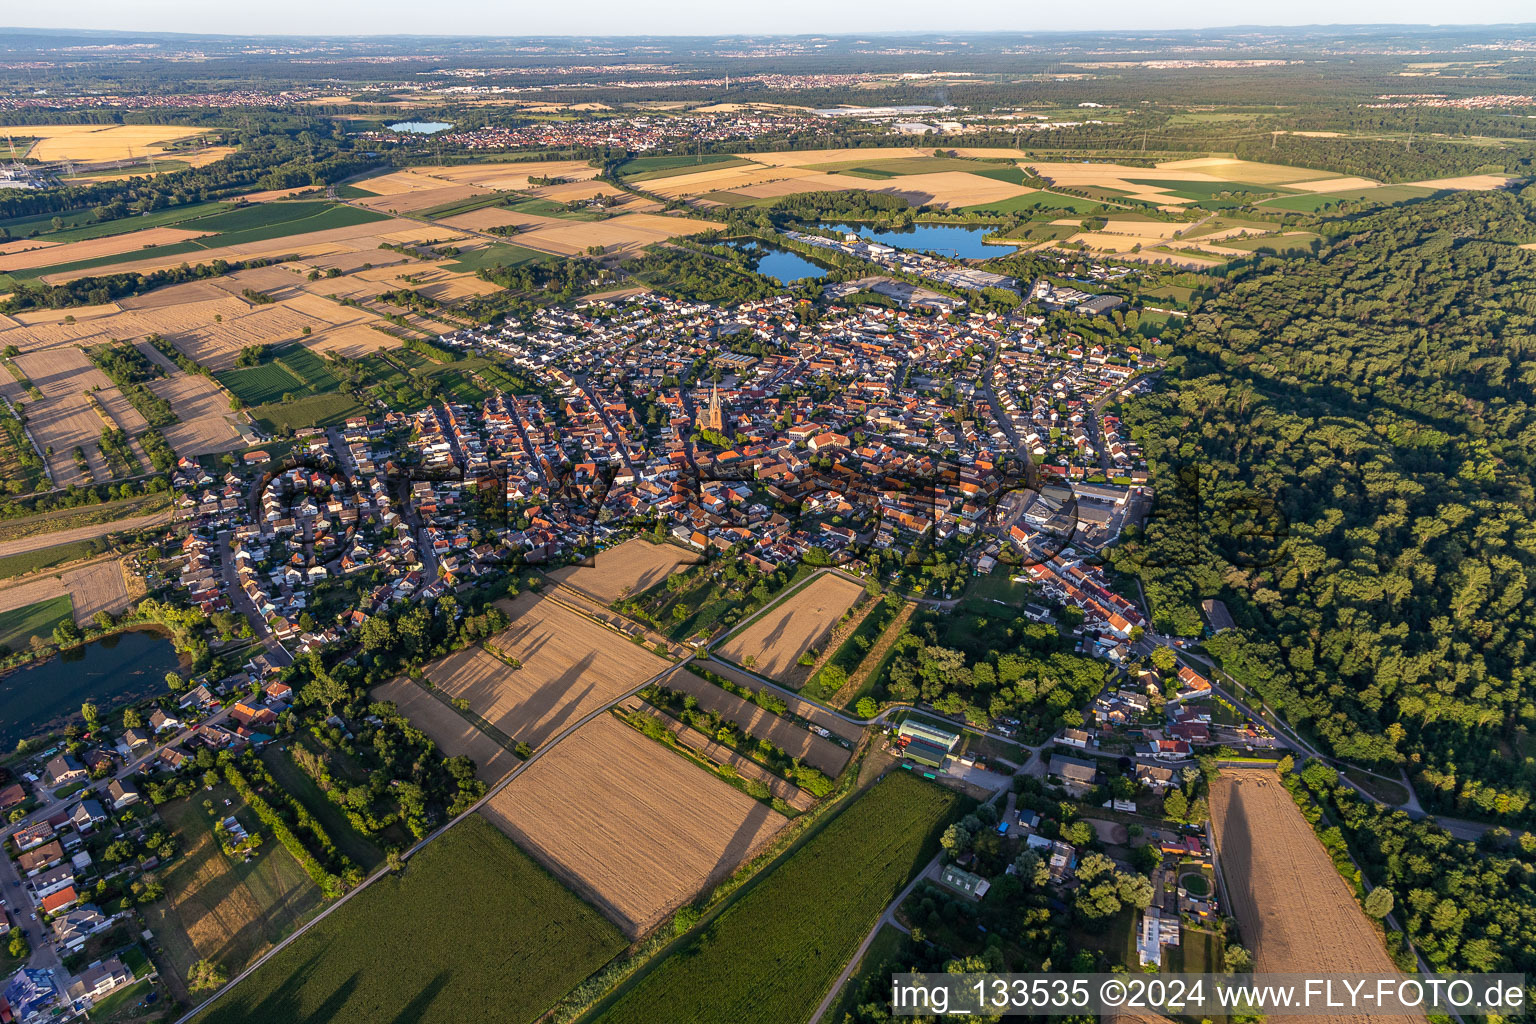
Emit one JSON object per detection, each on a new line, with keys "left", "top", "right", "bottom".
{"left": 717, "top": 572, "right": 865, "bottom": 684}
{"left": 14, "top": 348, "right": 118, "bottom": 484}
{"left": 428, "top": 591, "right": 671, "bottom": 748}
{"left": 1210, "top": 769, "right": 1423, "bottom": 1024}
{"left": 0, "top": 227, "right": 212, "bottom": 273}
{"left": 666, "top": 670, "right": 851, "bottom": 775}
{"left": 1405, "top": 173, "right": 1516, "bottom": 191}
{"left": 12, "top": 124, "right": 206, "bottom": 162}
{"left": 547, "top": 538, "right": 701, "bottom": 603}
{"left": 511, "top": 212, "right": 717, "bottom": 257}
{"left": 0, "top": 558, "right": 130, "bottom": 623}
{"left": 425, "top": 160, "right": 601, "bottom": 190}
{"left": 481, "top": 712, "right": 787, "bottom": 936}
{"left": 372, "top": 677, "right": 520, "bottom": 784}
{"left": 877, "top": 172, "right": 1036, "bottom": 209}
{"left": 528, "top": 180, "right": 632, "bottom": 203}
{"left": 36, "top": 215, "right": 429, "bottom": 286}
{"left": 147, "top": 367, "right": 243, "bottom": 456}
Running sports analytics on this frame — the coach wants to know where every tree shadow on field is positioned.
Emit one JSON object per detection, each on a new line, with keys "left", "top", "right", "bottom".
{"left": 707, "top": 797, "right": 778, "bottom": 891}
{"left": 200, "top": 949, "right": 353, "bottom": 1024}
{"left": 516, "top": 650, "right": 598, "bottom": 746}
{"left": 386, "top": 971, "right": 450, "bottom": 1024}
{"left": 1219, "top": 779, "right": 1263, "bottom": 958}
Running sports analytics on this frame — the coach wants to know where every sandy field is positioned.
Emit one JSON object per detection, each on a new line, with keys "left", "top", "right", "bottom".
{"left": 0, "top": 558, "right": 131, "bottom": 623}
{"left": 481, "top": 712, "right": 787, "bottom": 936}
{"left": 717, "top": 573, "right": 866, "bottom": 683}
{"left": 546, "top": 538, "right": 701, "bottom": 603}
{"left": 372, "top": 677, "right": 520, "bottom": 784}
{"left": 667, "top": 669, "right": 851, "bottom": 775}
{"left": 0, "top": 228, "right": 211, "bottom": 274}
{"left": 426, "top": 591, "right": 672, "bottom": 748}
{"left": 12, "top": 124, "right": 206, "bottom": 162}
{"left": 1210, "top": 769, "right": 1423, "bottom": 1024}
{"left": 1276, "top": 176, "right": 1382, "bottom": 193}
{"left": 1405, "top": 173, "right": 1515, "bottom": 191}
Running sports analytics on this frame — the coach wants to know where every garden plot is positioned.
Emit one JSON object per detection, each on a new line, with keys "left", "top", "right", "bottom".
{"left": 665, "top": 670, "right": 851, "bottom": 776}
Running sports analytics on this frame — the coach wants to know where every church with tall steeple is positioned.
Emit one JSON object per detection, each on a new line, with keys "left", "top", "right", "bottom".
{"left": 703, "top": 384, "right": 725, "bottom": 433}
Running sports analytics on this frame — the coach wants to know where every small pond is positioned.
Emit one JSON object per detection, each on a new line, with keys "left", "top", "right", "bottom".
{"left": 0, "top": 630, "right": 183, "bottom": 750}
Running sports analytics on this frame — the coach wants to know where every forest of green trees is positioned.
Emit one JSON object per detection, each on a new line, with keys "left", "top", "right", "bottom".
{"left": 1113, "top": 185, "right": 1536, "bottom": 821}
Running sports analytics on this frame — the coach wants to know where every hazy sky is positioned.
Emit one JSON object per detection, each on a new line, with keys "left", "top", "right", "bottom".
{"left": 7, "top": 1, "right": 1535, "bottom": 38}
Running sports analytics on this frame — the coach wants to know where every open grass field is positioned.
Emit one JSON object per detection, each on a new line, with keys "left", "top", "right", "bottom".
{"left": 716, "top": 572, "right": 866, "bottom": 684}
{"left": 7, "top": 124, "right": 208, "bottom": 162}
{"left": 426, "top": 591, "right": 671, "bottom": 749}
{"left": 443, "top": 242, "right": 547, "bottom": 273}
{"left": 144, "top": 783, "right": 325, "bottom": 992}
{"left": 0, "top": 593, "right": 73, "bottom": 651}
{"left": 0, "top": 538, "right": 103, "bottom": 580}
{"left": 1209, "top": 769, "right": 1421, "bottom": 1023}
{"left": 0, "top": 201, "right": 220, "bottom": 242}
{"left": 666, "top": 670, "right": 851, "bottom": 776}
{"left": 248, "top": 393, "right": 365, "bottom": 435}
{"left": 482, "top": 712, "right": 788, "bottom": 937}
{"left": 193, "top": 815, "right": 625, "bottom": 1024}
{"left": 590, "top": 772, "right": 961, "bottom": 1024}
{"left": 258, "top": 742, "right": 387, "bottom": 874}
{"left": 547, "top": 538, "right": 702, "bottom": 604}
{"left": 372, "top": 676, "right": 521, "bottom": 784}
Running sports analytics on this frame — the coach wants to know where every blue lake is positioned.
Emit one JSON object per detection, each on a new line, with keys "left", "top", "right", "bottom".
{"left": 727, "top": 240, "right": 830, "bottom": 283}
{"left": 820, "top": 222, "right": 1019, "bottom": 259}
{"left": 0, "top": 630, "right": 183, "bottom": 751}
{"left": 388, "top": 121, "right": 454, "bottom": 134}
